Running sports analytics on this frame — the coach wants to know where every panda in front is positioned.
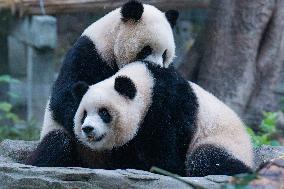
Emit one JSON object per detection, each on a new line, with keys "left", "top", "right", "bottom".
{"left": 27, "top": 1, "right": 179, "bottom": 167}
{"left": 71, "top": 61, "right": 253, "bottom": 177}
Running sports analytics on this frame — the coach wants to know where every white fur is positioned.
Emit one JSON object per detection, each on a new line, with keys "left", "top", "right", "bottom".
{"left": 40, "top": 99, "right": 64, "bottom": 140}
{"left": 73, "top": 62, "right": 253, "bottom": 169}
{"left": 74, "top": 62, "right": 154, "bottom": 150}
{"left": 82, "top": 8, "right": 120, "bottom": 67}
{"left": 41, "top": 3, "right": 175, "bottom": 139}
{"left": 82, "top": 115, "right": 108, "bottom": 140}
{"left": 83, "top": 4, "right": 175, "bottom": 68}
{"left": 188, "top": 82, "right": 254, "bottom": 168}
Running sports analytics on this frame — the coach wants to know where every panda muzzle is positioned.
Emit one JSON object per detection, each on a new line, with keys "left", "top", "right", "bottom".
{"left": 87, "top": 133, "right": 106, "bottom": 142}
{"left": 82, "top": 126, "right": 106, "bottom": 142}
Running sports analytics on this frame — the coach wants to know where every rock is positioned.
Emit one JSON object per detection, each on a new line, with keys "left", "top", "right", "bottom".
{"left": 247, "top": 158, "right": 284, "bottom": 189}
{"left": 253, "top": 145, "right": 284, "bottom": 169}
{"left": 0, "top": 140, "right": 225, "bottom": 189}
{"left": 0, "top": 140, "right": 38, "bottom": 163}
{"left": 0, "top": 140, "right": 283, "bottom": 189}
{"left": 277, "top": 111, "right": 284, "bottom": 134}
{"left": 0, "top": 164, "right": 195, "bottom": 189}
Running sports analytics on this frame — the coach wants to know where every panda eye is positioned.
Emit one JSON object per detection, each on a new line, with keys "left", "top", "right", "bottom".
{"left": 136, "top": 45, "right": 152, "bottom": 60}
{"left": 162, "top": 49, "right": 167, "bottom": 64}
{"left": 81, "top": 110, "right": 87, "bottom": 124}
{"left": 98, "top": 108, "right": 112, "bottom": 123}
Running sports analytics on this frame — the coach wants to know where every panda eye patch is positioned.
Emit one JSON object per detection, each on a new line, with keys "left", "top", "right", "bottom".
{"left": 136, "top": 45, "right": 152, "bottom": 60}
{"left": 162, "top": 49, "right": 167, "bottom": 64}
{"left": 98, "top": 108, "right": 112, "bottom": 123}
{"left": 81, "top": 110, "right": 87, "bottom": 124}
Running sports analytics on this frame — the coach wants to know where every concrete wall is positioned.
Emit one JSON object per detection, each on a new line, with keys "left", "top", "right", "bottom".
{"left": 8, "top": 16, "right": 57, "bottom": 124}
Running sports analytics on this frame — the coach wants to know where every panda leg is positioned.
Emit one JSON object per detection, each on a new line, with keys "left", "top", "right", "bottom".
{"left": 40, "top": 100, "right": 62, "bottom": 140}
{"left": 26, "top": 130, "right": 79, "bottom": 167}
{"left": 185, "top": 144, "right": 252, "bottom": 177}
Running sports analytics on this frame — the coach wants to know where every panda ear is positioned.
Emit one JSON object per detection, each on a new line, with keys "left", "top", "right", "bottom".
{"left": 114, "top": 76, "right": 137, "bottom": 99}
{"left": 72, "top": 81, "right": 89, "bottom": 101}
{"left": 121, "top": 0, "right": 144, "bottom": 22}
{"left": 165, "top": 10, "right": 179, "bottom": 28}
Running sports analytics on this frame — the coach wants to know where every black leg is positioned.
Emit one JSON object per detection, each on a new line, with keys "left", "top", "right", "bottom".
{"left": 186, "top": 144, "right": 252, "bottom": 177}
{"left": 26, "top": 130, "right": 79, "bottom": 167}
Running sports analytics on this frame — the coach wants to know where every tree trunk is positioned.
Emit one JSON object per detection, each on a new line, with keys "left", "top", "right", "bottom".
{"left": 178, "top": 0, "right": 284, "bottom": 127}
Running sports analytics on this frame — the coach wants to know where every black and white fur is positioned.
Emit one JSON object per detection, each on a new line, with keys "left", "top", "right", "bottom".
{"left": 47, "top": 61, "right": 251, "bottom": 177}
{"left": 40, "top": 1, "right": 179, "bottom": 141}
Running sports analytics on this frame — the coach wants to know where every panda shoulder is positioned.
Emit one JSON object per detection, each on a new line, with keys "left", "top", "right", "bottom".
{"left": 188, "top": 82, "right": 240, "bottom": 118}
{"left": 189, "top": 82, "right": 224, "bottom": 106}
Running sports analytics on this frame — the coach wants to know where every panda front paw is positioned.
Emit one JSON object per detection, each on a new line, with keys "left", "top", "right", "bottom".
{"left": 26, "top": 129, "right": 78, "bottom": 167}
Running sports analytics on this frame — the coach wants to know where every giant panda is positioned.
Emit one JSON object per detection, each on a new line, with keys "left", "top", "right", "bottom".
{"left": 30, "top": 1, "right": 179, "bottom": 167}
{"left": 61, "top": 61, "right": 252, "bottom": 176}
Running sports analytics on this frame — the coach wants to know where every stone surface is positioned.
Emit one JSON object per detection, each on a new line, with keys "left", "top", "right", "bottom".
{"left": 277, "top": 111, "right": 284, "bottom": 134}
{"left": 238, "top": 158, "right": 284, "bottom": 189}
{"left": 0, "top": 140, "right": 226, "bottom": 189}
{"left": 253, "top": 145, "right": 284, "bottom": 169}
{"left": 0, "top": 140, "right": 284, "bottom": 189}
{"left": 0, "top": 140, "right": 37, "bottom": 163}
{"left": 0, "top": 164, "right": 195, "bottom": 189}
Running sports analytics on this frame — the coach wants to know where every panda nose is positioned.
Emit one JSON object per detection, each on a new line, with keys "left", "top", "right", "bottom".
{"left": 82, "top": 126, "right": 94, "bottom": 134}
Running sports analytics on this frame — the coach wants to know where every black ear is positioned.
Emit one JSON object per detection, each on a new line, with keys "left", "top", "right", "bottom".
{"left": 114, "top": 76, "right": 137, "bottom": 99}
{"left": 165, "top": 10, "right": 179, "bottom": 28}
{"left": 121, "top": 0, "right": 144, "bottom": 22}
{"left": 72, "top": 81, "right": 89, "bottom": 101}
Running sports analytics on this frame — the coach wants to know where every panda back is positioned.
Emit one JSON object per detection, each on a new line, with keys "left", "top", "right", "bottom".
{"left": 188, "top": 82, "right": 253, "bottom": 168}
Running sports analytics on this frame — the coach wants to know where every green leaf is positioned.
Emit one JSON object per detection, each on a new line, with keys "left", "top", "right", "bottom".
{"left": 7, "top": 92, "right": 20, "bottom": 100}
{"left": 246, "top": 127, "right": 255, "bottom": 136}
{"left": 246, "top": 127, "right": 262, "bottom": 147}
{"left": 0, "top": 75, "right": 11, "bottom": 83}
{"left": 0, "top": 102, "right": 12, "bottom": 112}
{"left": 5, "top": 112, "right": 20, "bottom": 122}
{"left": 260, "top": 112, "right": 277, "bottom": 133}
{"left": 270, "top": 140, "right": 281, "bottom": 146}
{"left": 0, "top": 75, "right": 20, "bottom": 84}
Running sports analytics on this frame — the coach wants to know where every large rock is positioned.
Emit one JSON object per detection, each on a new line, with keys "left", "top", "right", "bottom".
{"left": 253, "top": 145, "right": 284, "bottom": 169}
{"left": 0, "top": 163, "right": 225, "bottom": 189}
{"left": 0, "top": 140, "right": 283, "bottom": 189}
{"left": 0, "top": 140, "right": 230, "bottom": 189}
{"left": 250, "top": 158, "right": 284, "bottom": 189}
{"left": 0, "top": 140, "right": 37, "bottom": 164}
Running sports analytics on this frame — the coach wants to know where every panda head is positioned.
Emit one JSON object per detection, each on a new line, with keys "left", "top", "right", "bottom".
{"left": 73, "top": 63, "right": 154, "bottom": 151}
{"left": 83, "top": 1, "right": 179, "bottom": 68}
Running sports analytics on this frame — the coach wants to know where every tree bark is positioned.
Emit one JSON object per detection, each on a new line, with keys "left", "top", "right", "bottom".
{"left": 178, "top": 0, "right": 284, "bottom": 127}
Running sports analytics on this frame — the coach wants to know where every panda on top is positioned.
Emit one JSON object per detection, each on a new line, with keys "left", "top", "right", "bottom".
{"left": 36, "top": 61, "right": 252, "bottom": 177}
{"left": 27, "top": 1, "right": 179, "bottom": 166}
